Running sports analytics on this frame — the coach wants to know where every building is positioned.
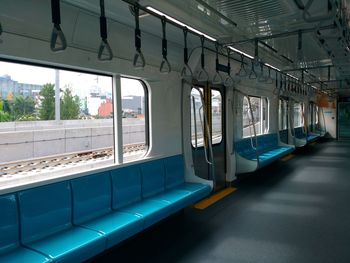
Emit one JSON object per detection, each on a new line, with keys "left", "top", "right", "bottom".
{"left": 0, "top": 75, "right": 43, "bottom": 100}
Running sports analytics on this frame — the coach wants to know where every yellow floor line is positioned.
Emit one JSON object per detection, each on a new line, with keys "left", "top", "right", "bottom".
{"left": 194, "top": 187, "right": 237, "bottom": 210}
{"left": 281, "top": 154, "right": 294, "bottom": 162}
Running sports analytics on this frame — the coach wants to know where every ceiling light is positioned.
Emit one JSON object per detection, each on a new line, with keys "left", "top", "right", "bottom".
{"left": 146, "top": 6, "right": 217, "bottom": 42}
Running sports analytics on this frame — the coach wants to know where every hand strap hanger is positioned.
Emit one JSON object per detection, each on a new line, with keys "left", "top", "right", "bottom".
{"left": 180, "top": 27, "right": 193, "bottom": 79}
{"left": 237, "top": 54, "right": 247, "bottom": 77}
{"left": 98, "top": 0, "right": 113, "bottom": 61}
{"left": 197, "top": 35, "right": 209, "bottom": 82}
{"left": 224, "top": 47, "right": 235, "bottom": 87}
{"left": 258, "top": 62, "right": 266, "bottom": 82}
{"left": 212, "top": 43, "right": 223, "bottom": 84}
{"left": 249, "top": 60, "right": 257, "bottom": 79}
{"left": 133, "top": 3, "right": 145, "bottom": 69}
{"left": 266, "top": 67, "right": 273, "bottom": 84}
{"left": 160, "top": 16, "right": 171, "bottom": 73}
{"left": 50, "top": 0, "right": 67, "bottom": 52}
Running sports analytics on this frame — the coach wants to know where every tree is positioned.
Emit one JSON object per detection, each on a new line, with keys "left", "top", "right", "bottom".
{"left": 39, "top": 83, "right": 55, "bottom": 120}
{"left": 12, "top": 95, "right": 35, "bottom": 119}
{"left": 0, "top": 110, "right": 11, "bottom": 122}
{"left": 60, "top": 88, "right": 80, "bottom": 120}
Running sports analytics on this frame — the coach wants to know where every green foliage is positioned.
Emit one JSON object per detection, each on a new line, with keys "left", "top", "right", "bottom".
{"left": 39, "top": 83, "right": 55, "bottom": 120}
{"left": 60, "top": 88, "right": 80, "bottom": 120}
{"left": 0, "top": 110, "right": 11, "bottom": 122}
{"left": 12, "top": 96, "right": 35, "bottom": 119}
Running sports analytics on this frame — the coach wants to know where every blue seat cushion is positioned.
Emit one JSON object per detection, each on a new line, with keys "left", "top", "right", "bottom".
{"left": 71, "top": 172, "right": 112, "bottom": 225}
{"left": 164, "top": 155, "right": 185, "bottom": 189}
{"left": 250, "top": 146, "right": 294, "bottom": 167}
{"left": 111, "top": 165, "right": 142, "bottom": 210}
{"left": 79, "top": 211, "right": 143, "bottom": 249}
{"left": 0, "top": 247, "right": 51, "bottom": 263}
{"left": 307, "top": 134, "right": 319, "bottom": 142}
{"left": 150, "top": 183, "right": 211, "bottom": 211}
{"left": 118, "top": 199, "right": 171, "bottom": 229}
{"left": 140, "top": 160, "right": 165, "bottom": 198}
{"left": 0, "top": 194, "right": 19, "bottom": 255}
{"left": 25, "top": 227, "right": 105, "bottom": 263}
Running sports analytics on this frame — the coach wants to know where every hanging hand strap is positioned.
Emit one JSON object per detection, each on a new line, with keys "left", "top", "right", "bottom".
{"left": 197, "top": 35, "right": 209, "bottom": 82}
{"left": 133, "top": 3, "right": 145, "bottom": 69}
{"left": 213, "top": 43, "right": 223, "bottom": 84}
{"left": 224, "top": 47, "right": 235, "bottom": 87}
{"left": 98, "top": 0, "right": 113, "bottom": 61}
{"left": 258, "top": 62, "right": 266, "bottom": 82}
{"left": 249, "top": 60, "right": 257, "bottom": 79}
{"left": 180, "top": 27, "right": 193, "bottom": 79}
{"left": 237, "top": 54, "right": 247, "bottom": 77}
{"left": 50, "top": 0, "right": 67, "bottom": 52}
{"left": 160, "top": 16, "right": 171, "bottom": 73}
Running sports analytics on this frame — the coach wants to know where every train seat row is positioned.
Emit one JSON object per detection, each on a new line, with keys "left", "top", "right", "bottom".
{"left": 0, "top": 155, "right": 211, "bottom": 263}
{"left": 235, "top": 133, "right": 295, "bottom": 173}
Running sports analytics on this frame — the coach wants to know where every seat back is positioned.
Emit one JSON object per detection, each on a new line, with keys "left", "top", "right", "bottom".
{"left": 164, "top": 155, "right": 185, "bottom": 190}
{"left": 111, "top": 165, "right": 142, "bottom": 210}
{"left": 71, "top": 172, "right": 111, "bottom": 225}
{"left": 256, "top": 134, "right": 278, "bottom": 151}
{"left": 235, "top": 138, "right": 256, "bottom": 159}
{"left": 19, "top": 181, "right": 72, "bottom": 244}
{"left": 0, "top": 194, "right": 19, "bottom": 254}
{"left": 140, "top": 159, "right": 165, "bottom": 198}
{"left": 294, "top": 127, "right": 306, "bottom": 139}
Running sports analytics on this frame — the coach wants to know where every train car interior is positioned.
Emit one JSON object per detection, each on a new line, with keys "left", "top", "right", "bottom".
{"left": 0, "top": 0, "right": 350, "bottom": 262}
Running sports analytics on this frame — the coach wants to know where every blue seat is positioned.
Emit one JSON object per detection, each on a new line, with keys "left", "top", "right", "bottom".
{"left": 18, "top": 182, "right": 105, "bottom": 263}
{"left": 162, "top": 155, "right": 211, "bottom": 209}
{"left": 235, "top": 134, "right": 294, "bottom": 168}
{"left": 111, "top": 164, "right": 172, "bottom": 229}
{"left": 0, "top": 194, "right": 51, "bottom": 263}
{"left": 1, "top": 155, "right": 210, "bottom": 262}
{"left": 306, "top": 133, "right": 319, "bottom": 143}
{"left": 71, "top": 172, "right": 143, "bottom": 249}
{"left": 294, "top": 127, "right": 306, "bottom": 139}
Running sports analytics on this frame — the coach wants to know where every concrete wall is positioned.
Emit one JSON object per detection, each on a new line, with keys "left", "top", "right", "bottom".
{"left": 0, "top": 119, "right": 145, "bottom": 164}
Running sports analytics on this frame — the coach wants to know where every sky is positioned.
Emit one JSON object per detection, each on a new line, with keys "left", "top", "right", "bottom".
{"left": 0, "top": 61, "right": 144, "bottom": 98}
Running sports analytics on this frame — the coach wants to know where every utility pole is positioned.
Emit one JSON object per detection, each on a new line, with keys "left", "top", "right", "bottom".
{"left": 55, "top": 69, "right": 60, "bottom": 121}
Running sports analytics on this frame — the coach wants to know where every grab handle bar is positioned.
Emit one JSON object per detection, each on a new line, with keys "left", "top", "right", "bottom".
{"left": 133, "top": 4, "right": 146, "bottom": 69}
{"left": 160, "top": 17, "right": 171, "bottom": 74}
{"left": 50, "top": 0, "right": 67, "bottom": 52}
{"left": 98, "top": 0, "right": 113, "bottom": 61}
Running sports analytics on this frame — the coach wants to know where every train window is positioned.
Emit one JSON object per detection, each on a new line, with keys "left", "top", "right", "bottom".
{"left": 121, "top": 78, "right": 148, "bottom": 162}
{"left": 191, "top": 88, "right": 204, "bottom": 147}
{"left": 190, "top": 88, "right": 222, "bottom": 147}
{"left": 242, "top": 96, "right": 269, "bottom": 137}
{"left": 0, "top": 60, "right": 114, "bottom": 187}
{"left": 279, "top": 99, "right": 288, "bottom": 130}
{"left": 293, "top": 102, "right": 304, "bottom": 128}
{"left": 211, "top": 90, "right": 222, "bottom": 144}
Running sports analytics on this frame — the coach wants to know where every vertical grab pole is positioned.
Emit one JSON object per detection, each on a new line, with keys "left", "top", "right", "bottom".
{"left": 193, "top": 87, "right": 216, "bottom": 191}
{"left": 246, "top": 96, "right": 259, "bottom": 168}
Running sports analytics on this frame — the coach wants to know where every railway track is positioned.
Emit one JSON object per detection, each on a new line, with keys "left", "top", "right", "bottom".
{"left": 0, "top": 143, "right": 146, "bottom": 180}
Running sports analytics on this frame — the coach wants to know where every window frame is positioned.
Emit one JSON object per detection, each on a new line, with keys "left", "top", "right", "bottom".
{"left": 242, "top": 95, "right": 269, "bottom": 138}
{"left": 0, "top": 58, "right": 150, "bottom": 191}
{"left": 190, "top": 86, "right": 224, "bottom": 148}
{"left": 120, "top": 76, "right": 149, "bottom": 161}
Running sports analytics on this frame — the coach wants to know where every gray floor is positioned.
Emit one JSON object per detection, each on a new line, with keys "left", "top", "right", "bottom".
{"left": 92, "top": 139, "right": 350, "bottom": 263}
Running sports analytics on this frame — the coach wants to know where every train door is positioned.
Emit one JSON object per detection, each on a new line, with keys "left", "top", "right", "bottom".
{"left": 191, "top": 84, "right": 226, "bottom": 191}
